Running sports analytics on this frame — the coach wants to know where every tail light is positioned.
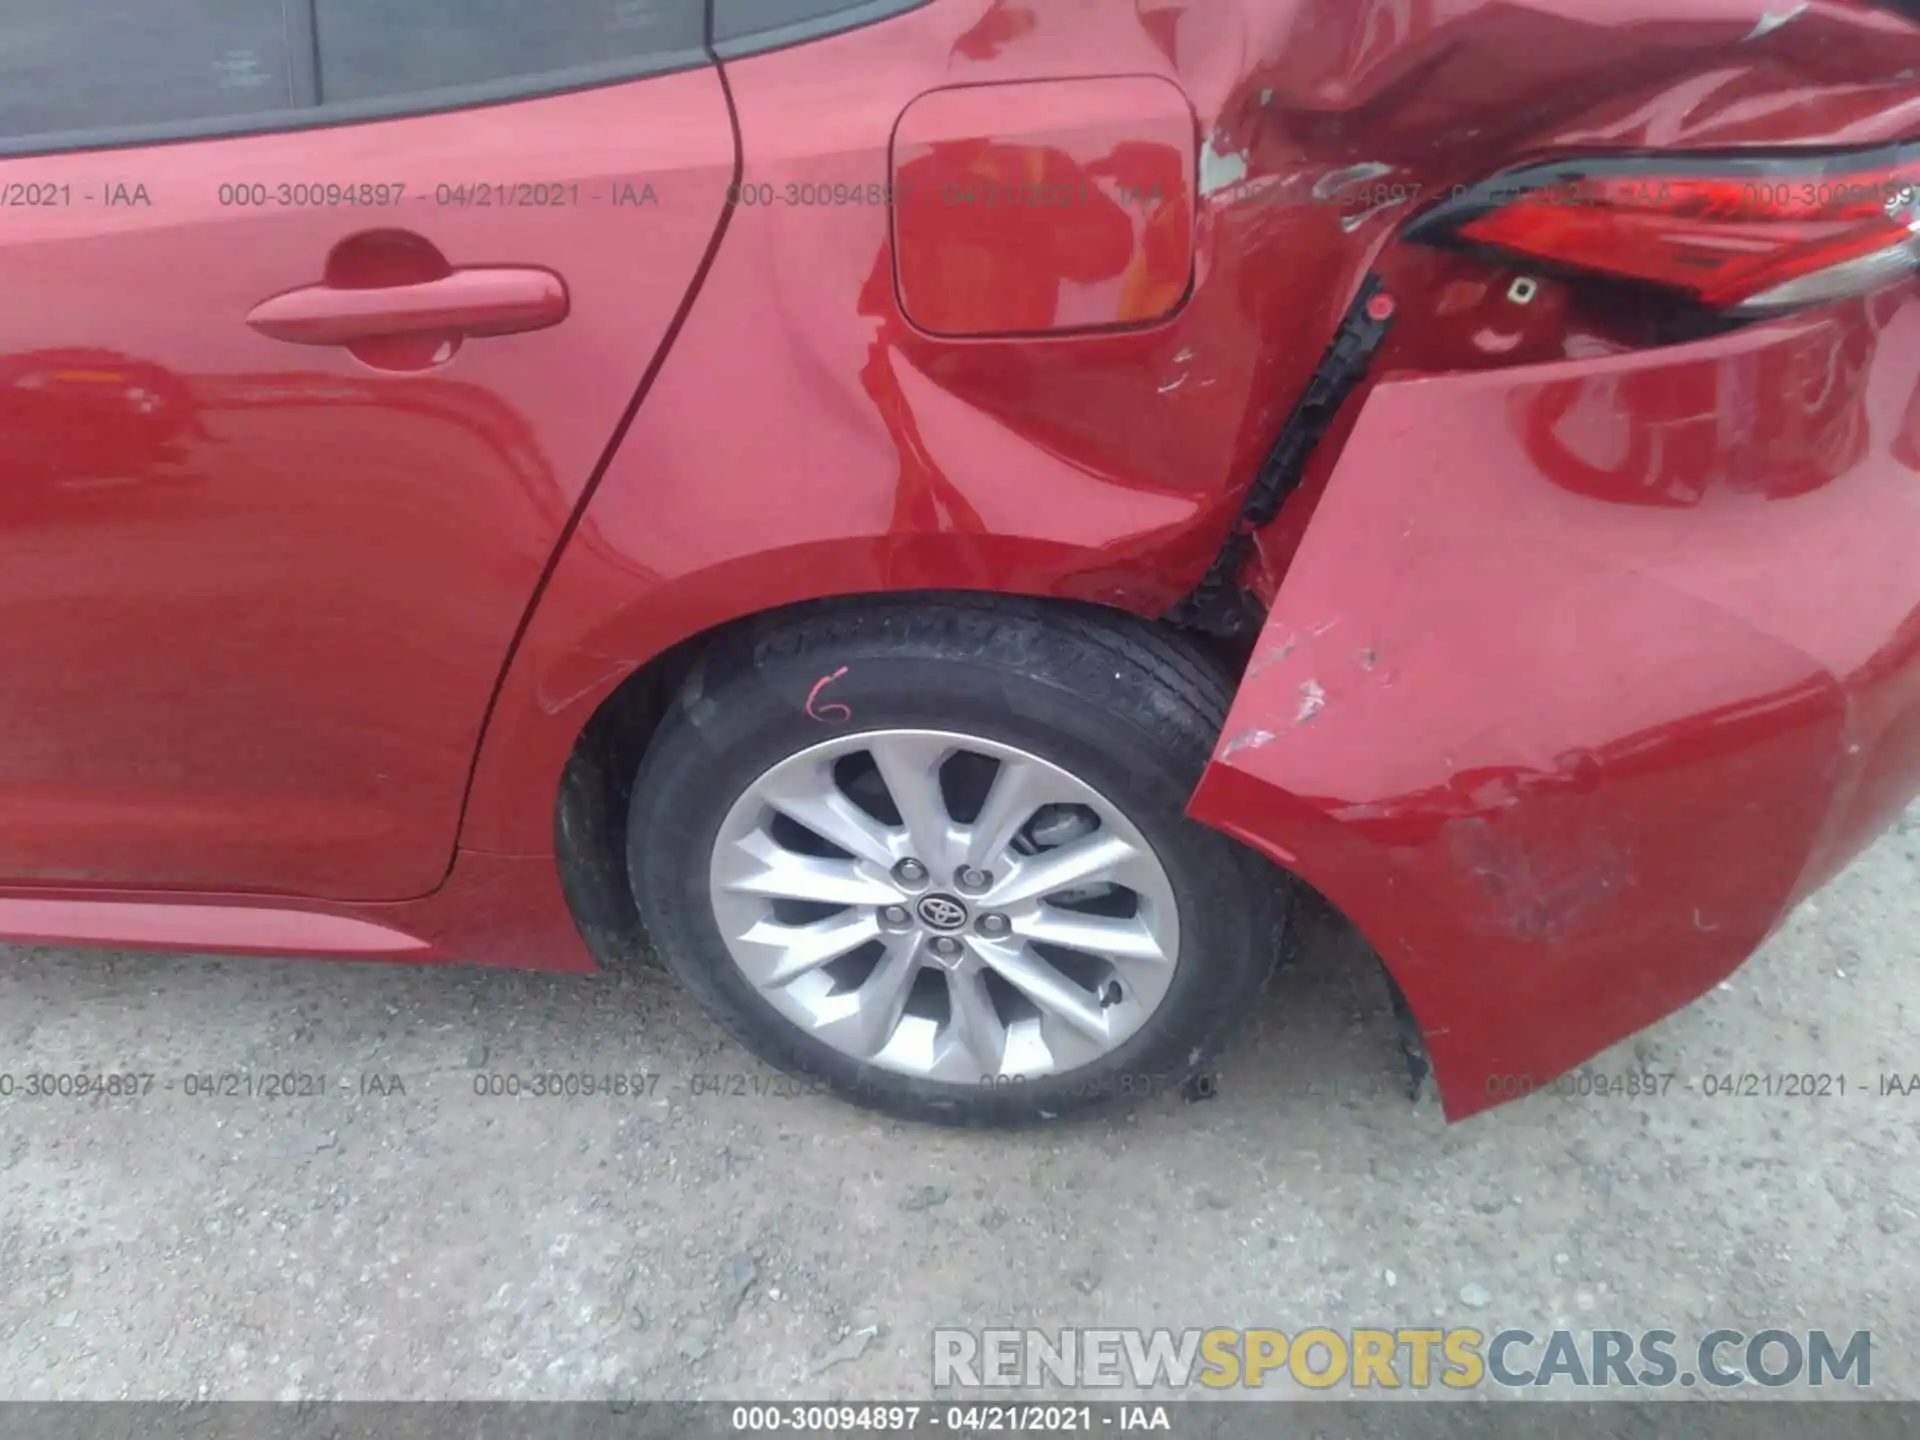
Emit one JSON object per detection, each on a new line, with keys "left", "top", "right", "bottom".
{"left": 1406, "top": 147, "right": 1920, "bottom": 314}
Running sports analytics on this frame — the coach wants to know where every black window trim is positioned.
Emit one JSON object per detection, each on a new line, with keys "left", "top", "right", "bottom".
{"left": 0, "top": 0, "right": 933, "bottom": 160}
{"left": 0, "top": 3, "right": 708, "bottom": 161}
{"left": 712, "top": 0, "right": 932, "bottom": 60}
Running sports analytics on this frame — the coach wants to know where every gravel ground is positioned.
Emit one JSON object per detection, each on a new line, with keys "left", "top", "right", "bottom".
{"left": 0, "top": 809, "right": 1915, "bottom": 1403}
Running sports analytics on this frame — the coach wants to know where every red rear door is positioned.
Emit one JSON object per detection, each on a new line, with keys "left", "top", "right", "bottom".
{"left": 0, "top": 0, "right": 732, "bottom": 899}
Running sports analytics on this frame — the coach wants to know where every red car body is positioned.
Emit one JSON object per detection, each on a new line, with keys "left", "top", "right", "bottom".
{"left": 4, "top": 0, "right": 1919, "bottom": 1118}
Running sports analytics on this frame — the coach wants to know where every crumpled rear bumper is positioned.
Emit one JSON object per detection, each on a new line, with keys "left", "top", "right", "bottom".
{"left": 1189, "top": 294, "right": 1920, "bottom": 1119}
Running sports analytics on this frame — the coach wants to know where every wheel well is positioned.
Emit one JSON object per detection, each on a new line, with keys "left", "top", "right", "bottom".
{"left": 551, "top": 590, "right": 1259, "bottom": 972}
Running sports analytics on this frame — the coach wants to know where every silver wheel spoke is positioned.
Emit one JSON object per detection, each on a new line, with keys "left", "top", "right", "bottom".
{"left": 736, "top": 909, "right": 881, "bottom": 988}
{"left": 760, "top": 769, "right": 899, "bottom": 869}
{"left": 811, "top": 932, "right": 923, "bottom": 1058}
{"left": 1035, "top": 1011, "right": 1108, "bottom": 1074}
{"left": 962, "top": 757, "right": 1047, "bottom": 869}
{"left": 867, "top": 732, "right": 958, "bottom": 871}
{"left": 1015, "top": 908, "right": 1170, "bottom": 966}
{"left": 989, "top": 831, "right": 1137, "bottom": 908}
{"left": 970, "top": 938, "right": 1111, "bottom": 1045}
{"left": 716, "top": 832, "right": 897, "bottom": 908}
{"left": 944, "top": 969, "right": 1009, "bottom": 1078}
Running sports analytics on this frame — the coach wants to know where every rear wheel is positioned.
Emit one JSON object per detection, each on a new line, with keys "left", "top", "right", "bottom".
{"left": 626, "top": 597, "right": 1285, "bottom": 1125}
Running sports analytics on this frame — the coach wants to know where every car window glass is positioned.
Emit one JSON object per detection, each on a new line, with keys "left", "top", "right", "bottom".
{"left": 0, "top": 0, "right": 292, "bottom": 141}
{"left": 314, "top": 0, "right": 704, "bottom": 104}
{"left": 713, "top": 0, "right": 928, "bottom": 49}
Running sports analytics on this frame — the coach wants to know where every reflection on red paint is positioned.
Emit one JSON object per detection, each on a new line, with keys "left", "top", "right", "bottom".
{"left": 1516, "top": 316, "right": 1876, "bottom": 507}
{"left": 891, "top": 79, "right": 1195, "bottom": 336}
{"left": 953, "top": 2, "right": 1037, "bottom": 61}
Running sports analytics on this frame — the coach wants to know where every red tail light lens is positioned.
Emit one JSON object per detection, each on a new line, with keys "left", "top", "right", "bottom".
{"left": 1406, "top": 148, "right": 1920, "bottom": 313}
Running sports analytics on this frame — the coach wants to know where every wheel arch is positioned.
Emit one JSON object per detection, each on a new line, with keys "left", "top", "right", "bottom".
{"left": 543, "top": 585, "right": 1249, "bottom": 973}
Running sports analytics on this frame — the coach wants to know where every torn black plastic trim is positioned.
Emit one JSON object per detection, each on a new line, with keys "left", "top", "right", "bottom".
{"left": 1168, "top": 274, "right": 1398, "bottom": 639}
{"left": 1385, "top": 969, "right": 1432, "bottom": 1103}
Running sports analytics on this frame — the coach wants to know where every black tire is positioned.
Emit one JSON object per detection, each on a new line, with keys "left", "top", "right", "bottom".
{"left": 625, "top": 595, "right": 1287, "bottom": 1126}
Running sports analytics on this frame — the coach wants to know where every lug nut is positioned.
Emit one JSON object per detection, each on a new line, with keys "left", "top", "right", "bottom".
{"left": 881, "top": 905, "right": 910, "bottom": 926}
{"left": 976, "top": 912, "right": 1010, "bottom": 938}
{"left": 893, "top": 858, "right": 928, "bottom": 885}
{"left": 930, "top": 936, "right": 962, "bottom": 957}
{"left": 955, "top": 866, "right": 992, "bottom": 892}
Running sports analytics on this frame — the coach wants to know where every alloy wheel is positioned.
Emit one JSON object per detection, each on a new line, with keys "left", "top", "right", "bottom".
{"left": 707, "top": 729, "right": 1181, "bottom": 1082}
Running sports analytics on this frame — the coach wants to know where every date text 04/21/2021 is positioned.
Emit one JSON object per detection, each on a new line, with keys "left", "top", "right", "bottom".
{"left": 727, "top": 1405, "right": 1170, "bottom": 1433}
